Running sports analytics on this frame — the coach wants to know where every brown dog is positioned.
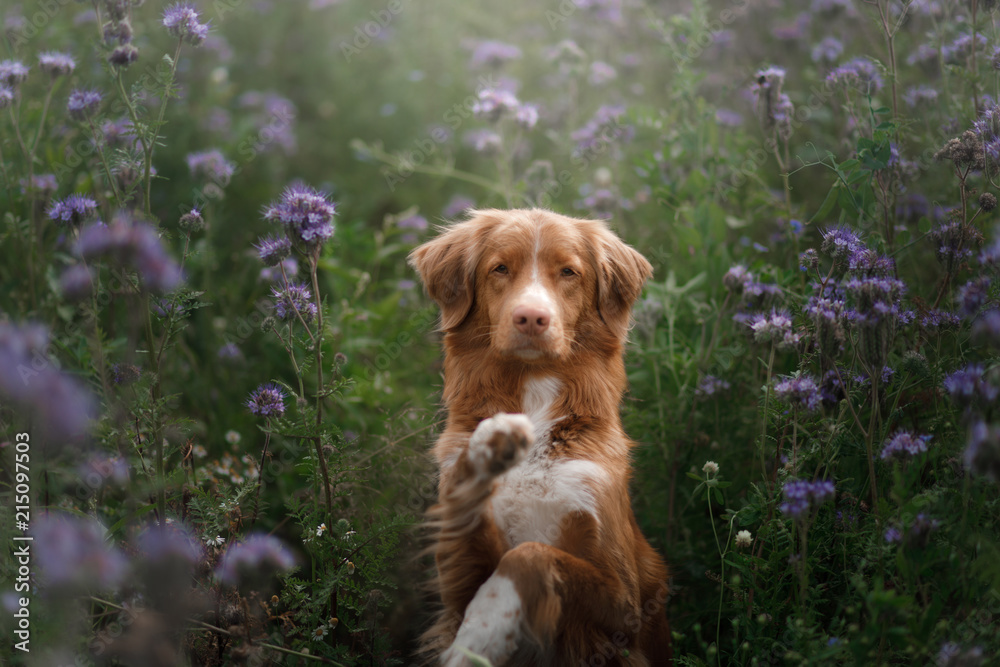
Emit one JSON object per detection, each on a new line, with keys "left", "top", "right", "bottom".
{"left": 410, "top": 209, "right": 671, "bottom": 666}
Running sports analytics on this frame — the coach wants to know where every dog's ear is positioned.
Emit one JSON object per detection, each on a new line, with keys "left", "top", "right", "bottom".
{"left": 594, "top": 225, "right": 653, "bottom": 338}
{"left": 408, "top": 216, "right": 484, "bottom": 331}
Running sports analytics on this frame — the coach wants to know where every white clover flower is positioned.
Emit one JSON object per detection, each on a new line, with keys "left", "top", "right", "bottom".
{"left": 703, "top": 461, "right": 720, "bottom": 476}
{"left": 736, "top": 530, "right": 753, "bottom": 549}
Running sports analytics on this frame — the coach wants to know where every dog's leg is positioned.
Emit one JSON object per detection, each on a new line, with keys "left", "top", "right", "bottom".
{"left": 443, "top": 538, "right": 655, "bottom": 667}
{"left": 428, "top": 414, "right": 533, "bottom": 657}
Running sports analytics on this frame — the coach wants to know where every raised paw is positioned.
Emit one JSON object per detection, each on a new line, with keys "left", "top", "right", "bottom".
{"left": 468, "top": 413, "right": 534, "bottom": 478}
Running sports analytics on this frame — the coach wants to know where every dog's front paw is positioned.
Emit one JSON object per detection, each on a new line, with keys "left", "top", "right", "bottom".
{"left": 468, "top": 413, "right": 534, "bottom": 478}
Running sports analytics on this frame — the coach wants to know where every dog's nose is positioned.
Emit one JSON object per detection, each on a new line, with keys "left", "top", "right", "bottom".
{"left": 513, "top": 305, "right": 550, "bottom": 336}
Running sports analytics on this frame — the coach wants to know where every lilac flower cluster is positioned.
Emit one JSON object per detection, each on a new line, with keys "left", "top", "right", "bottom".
{"left": 246, "top": 383, "right": 286, "bottom": 418}
{"left": 32, "top": 513, "right": 128, "bottom": 591}
{"left": 76, "top": 217, "right": 183, "bottom": 293}
{"left": 136, "top": 524, "right": 204, "bottom": 565}
{"left": 215, "top": 534, "right": 296, "bottom": 586}
{"left": 571, "top": 105, "right": 633, "bottom": 155}
{"left": 754, "top": 66, "right": 793, "bottom": 141}
{"left": 162, "top": 2, "right": 210, "bottom": 45}
{"left": 272, "top": 283, "right": 318, "bottom": 323}
{"left": 47, "top": 194, "right": 98, "bottom": 226}
{"left": 254, "top": 234, "right": 292, "bottom": 267}
{"left": 779, "top": 478, "right": 835, "bottom": 519}
{"left": 748, "top": 309, "right": 799, "bottom": 348}
{"left": 0, "top": 323, "right": 94, "bottom": 446}
{"left": 263, "top": 183, "right": 337, "bottom": 248}
{"left": 695, "top": 375, "right": 731, "bottom": 398}
{"left": 956, "top": 277, "right": 992, "bottom": 318}
{"left": 38, "top": 51, "right": 75, "bottom": 78}
{"left": 471, "top": 88, "right": 538, "bottom": 130}
{"left": 943, "top": 364, "right": 999, "bottom": 411}
{"left": 884, "top": 513, "right": 940, "bottom": 548}
{"left": 965, "top": 421, "right": 1000, "bottom": 480}
{"left": 825, "top": 57, "right": 883, "bottom": 92}
{"left": 186, "top": 149, "right": 235, "bottom": 184}
{"left": 773, "top": 374, "right": 822, "bottom": 412}
{"left": 723, "top": 265, "right": 753, "bottom": 293}
{"left": 67, "top": 89, "right": 103, "bottom": 121}
{"left": 880, "top": 431, "right": 932, "bottom": 461}
{"left": 468, "top": 40, "right": 522, "bottom": 69}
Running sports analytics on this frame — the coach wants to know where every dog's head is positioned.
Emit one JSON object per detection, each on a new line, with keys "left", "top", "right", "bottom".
{"left": 409, "top": 209, "right": 652, "bottom": 360}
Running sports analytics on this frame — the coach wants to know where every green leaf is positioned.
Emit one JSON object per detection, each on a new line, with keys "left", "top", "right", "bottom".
{"left": 810, "top": 182, "right": 840, "bottom": 223}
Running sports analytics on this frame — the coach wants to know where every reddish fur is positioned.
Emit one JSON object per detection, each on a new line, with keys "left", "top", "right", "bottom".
{"left": 410, "top": 209, "right": 671, "bottom": 666}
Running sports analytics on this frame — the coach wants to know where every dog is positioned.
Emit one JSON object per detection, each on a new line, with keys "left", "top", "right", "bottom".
{"left": 409, "top": 208, "right": 671, "bottom": 666}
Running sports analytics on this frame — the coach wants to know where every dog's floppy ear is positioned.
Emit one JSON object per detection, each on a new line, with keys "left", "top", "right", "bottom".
{"left": 593, "top": 224, "right": 653, "bottom": 338}
{"left": 408, "top": 215, "right": 486, "bottom": 331}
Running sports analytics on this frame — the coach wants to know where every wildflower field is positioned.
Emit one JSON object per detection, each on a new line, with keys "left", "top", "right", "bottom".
{"left": 1, "top": 0, "right": 999, "bottom": 664}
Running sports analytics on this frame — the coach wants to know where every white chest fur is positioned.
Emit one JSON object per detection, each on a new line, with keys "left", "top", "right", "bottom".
{"left": 491, "top": 377, "right": 606, "bottom": 547}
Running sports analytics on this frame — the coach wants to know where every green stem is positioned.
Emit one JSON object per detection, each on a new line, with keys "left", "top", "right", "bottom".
{"left": 760, "top": 343, "right": 776, "bottom": 481}
{"left": 310, "top": 249, "right": 333, "bottom": 515}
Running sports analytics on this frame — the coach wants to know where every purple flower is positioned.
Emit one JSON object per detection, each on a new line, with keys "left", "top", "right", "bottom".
{"left": 76, "top": 216, "right": 183, "bottom": 293}
{"left": 38, "top": 52, "right": 75, "bottom": 77}
{"left": 965, "top": 420, "right": 1000, "bottom": 480}
{"left": 272, "top": 283, "right": 317, "bottom": 323}
{"left": 442, "top": 195, "right": 475, "bottom": 219}
{"left": 471, "top": 88, "right": 522, "bottom": 123}
{"left": 930, "top": 222, "right": 978, "bottom": 265}
{"left": 884, "top": 526, "right": 902, "bottom": 544}
{"left": 943, "top": 365, "right": 999, "bottom": 410}
{"left": 215, "top": 534, "right": 296, "bottom": 586}
{"left": 263, "top": 183, "right": 336, "bottom": 247}
{"left": 696, "top": 375, "right": 731, "bottom": 398}
{"left": 259, "top": 258, "right": 299, "bottom": 282}
{"left": 780, "top": 479, "right": 835, "bottom": 519}
{"left": 136, "top": 524, "right": 203, "bottom": 565}
{"left": 0, "top": 84, "right": 14, "bottom": 109}
{"left": 956, "top": 277, "right": 992, "bottom": 318}
{"left": 904, "top": 85, "right": 939, "bottom": 108}
{"left": 397, "top": 214, "right": 428, "bottom": 231}
{"left": 748, "top": 309, "right": 793, "bottom": 344}
{"left": 469, "top": 40, "right": 521, "bottom": 69}
{"left": 32, "top": 513, "right": 128, "bottom": 591}
{"left": 942, "top": 33, "right": 988, "bottom": 64}
{"left": 254, "top": 234, "right": 292, "bottom": 267}
{"left": 589, "top": 61, "right": 618, "bottom": 86}
{"left": 515, "top": 103, "right": 540, "bottom": 130}
{"left": 110, "top": 363, "right": 141, "bottom": 386}
{"left": 162, "top": 2, "right": 210, "bottom": 45}
{"left": 217, "top": 342, "right": 243, "bottom": 361}
{"left": 826, "top": 57, "right": 883, "bottom": 92}
{"left": 67, "top": 89, "right": 103, "bottom": 121}
{"left": 109, "top": 44, "right": 139, "bottom": 68}
{"left": 773, "top": 374, "right": 822, "bottom": 412}
{"left": 0, "top": 59, "right": 29, "bottom": 87}
{"left": 464, "top": 128, "right": 502, "bottom": 153}
{"left": 78, "top": 454, "right": 130, "bottom": 488}
{"left": 972, "top": 309, "right": 1000, "bottom": 347}
{"left": 19, "top": 173, "right": 58, "bottom": 197}
{"left": 572, "top": 105, "right": 633, "bottom": 154}
{"left": 47, "top": 194, "right": 98, "bottom": 225}
{"left": 186, "top": 149, "right": 235, "bottom": 184}
{"left": 715, "top": 109, "right": 743, "bottom": 127}
{"left": 920, "top": 309, "right": 961, "bottom": 330}
{"left": 59, "top": 265, "right": 95, "bottom": 300}
{"left": 0, "top": 322, "right": 94, "bottom": 447}
{"left": 811, "top": 37, "right": 843, "bottom": 63}
{"left": 880, "top": 430, "right": 931, "bottom": 460}
{"left": 246, "top": 382, "right": 286, "bottom": 418}
{"left": 820, "top": 224, "right": 863, "bottom": 263}
{"left": 723, "top": 265, "right": 753, "bottom": 293}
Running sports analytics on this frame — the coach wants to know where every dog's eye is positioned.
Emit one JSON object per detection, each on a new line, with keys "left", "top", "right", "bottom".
{"left": 560, "top": 267, "right": 577, "bottom": 277}
{"left": 493, "top": 265, "right": 508, "bottom": 275}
